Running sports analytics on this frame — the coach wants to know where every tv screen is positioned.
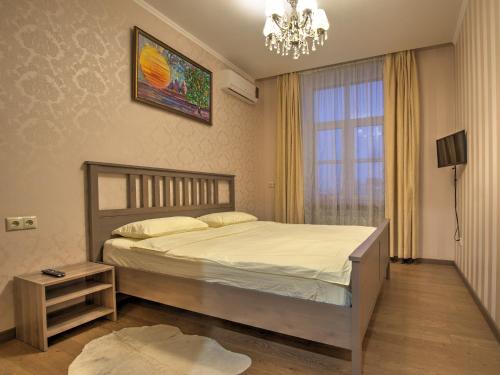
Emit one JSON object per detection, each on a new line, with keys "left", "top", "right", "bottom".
{"left": 436, "top": 130, "right": 467, "bottom": 168}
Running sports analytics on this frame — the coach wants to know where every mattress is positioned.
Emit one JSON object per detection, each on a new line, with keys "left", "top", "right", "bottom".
{"left": 104, "top": 221, "right": 375, "bottom": 306}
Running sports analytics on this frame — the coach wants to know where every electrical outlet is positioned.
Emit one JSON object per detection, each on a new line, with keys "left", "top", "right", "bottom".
{"left": 5, "top": 217, "right": 24, "bottom": 231}
{"left": 5, "top": 216, "right": 38, "bottom": 231}
{"left": 268, "top": 182, "right": 275, "bottom": 188}
{"left": 23, "top": 216, "right": 38, "bottom": 230}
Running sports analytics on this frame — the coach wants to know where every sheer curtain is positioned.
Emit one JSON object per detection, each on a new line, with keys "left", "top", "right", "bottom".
{"left": 301, "top": 58, "right": 384, "bottom": 226}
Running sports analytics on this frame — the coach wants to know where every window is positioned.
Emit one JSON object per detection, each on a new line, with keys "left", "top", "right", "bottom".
{"left": 301, "top": 58, "right": 384, "bottom": 226}
{"left": 314, "top": 80, "right": 384, "bottom": 205}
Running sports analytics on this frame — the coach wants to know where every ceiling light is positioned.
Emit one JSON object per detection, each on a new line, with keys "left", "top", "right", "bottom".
{"left": 263, "top": 0, "right": 330, "bottom": 59}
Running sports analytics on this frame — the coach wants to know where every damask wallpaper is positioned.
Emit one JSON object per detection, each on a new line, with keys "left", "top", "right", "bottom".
{"left": 0, "top": 0, "right": 262, "bottom": 331}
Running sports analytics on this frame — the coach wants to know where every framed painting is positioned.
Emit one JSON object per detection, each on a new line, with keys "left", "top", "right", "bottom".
{"left": 132, "top": 26, "right": 212, "bottom": 125}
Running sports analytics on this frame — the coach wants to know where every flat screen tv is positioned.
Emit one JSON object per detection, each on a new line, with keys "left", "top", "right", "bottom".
{"left": 436, "top": 130, "right": 467, "bottom": 168}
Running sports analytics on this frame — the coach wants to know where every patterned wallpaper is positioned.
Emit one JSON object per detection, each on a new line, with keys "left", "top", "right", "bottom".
{"left": 0, "top": 0, "right": 260, "bottom": 331}
{"left": 454, "top": 0, "right": 500, "bottom": 327}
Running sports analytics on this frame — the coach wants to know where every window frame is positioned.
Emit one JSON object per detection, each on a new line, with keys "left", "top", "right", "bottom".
{"left": 313, "top": 80, "right": 384, "bottom": 205}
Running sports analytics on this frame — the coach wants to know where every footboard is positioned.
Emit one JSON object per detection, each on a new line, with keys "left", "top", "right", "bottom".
{"left": 349, "top": 219, "right": 390, "bottom": 375}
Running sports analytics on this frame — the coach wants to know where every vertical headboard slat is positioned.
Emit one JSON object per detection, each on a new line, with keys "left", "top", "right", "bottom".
{"left": 164, "top": 176, "right": 171, "bottom": 207}
{"left": 127, "top": 175, "right": 137, "bottom": 208}
{"left": 153, "top": 176, "right": 161, "bottom": 207}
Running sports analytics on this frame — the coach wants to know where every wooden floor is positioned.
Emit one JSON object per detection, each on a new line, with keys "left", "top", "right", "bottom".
{"left": 0, "top": 263, "right": 499, "bottom": 374}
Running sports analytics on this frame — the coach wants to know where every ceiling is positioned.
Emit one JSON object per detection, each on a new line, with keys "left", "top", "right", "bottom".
{"left": 143, "top": 0, "right": 464, "bottom": 80}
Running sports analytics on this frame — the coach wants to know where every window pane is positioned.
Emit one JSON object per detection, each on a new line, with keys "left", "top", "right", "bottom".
{"left": 314, "top": 86, "right": 345, "bottom": 122}
{"left": 356, "top": 161, "right": 384, "bottom": 203}
{"left": 317, "top": 163, "right": 342, "bottom": 195}
{"left": 349, "top": 80, "right": 383, "bottom": 119}
{"left": 316, "top": 128, "right": 343, "bottom": 161}
{"left": 355, "top": 125, "right": 383, "bottom": 160}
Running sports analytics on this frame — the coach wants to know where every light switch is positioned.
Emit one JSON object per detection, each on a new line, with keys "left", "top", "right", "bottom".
{"left": 23, "top": 216, "right": 38, "bottom": 230}
{"left": 6, "top": 217, "right": 24, "bottom": 231}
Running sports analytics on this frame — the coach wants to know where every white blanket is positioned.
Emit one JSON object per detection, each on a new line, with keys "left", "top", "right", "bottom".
{"left": 132, "top": 221, "right": 375, "bottom": 286}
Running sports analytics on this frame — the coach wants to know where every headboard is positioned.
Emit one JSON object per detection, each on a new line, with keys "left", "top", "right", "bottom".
{"left": 85, "top": 161, "right": 235, "bottom": 262}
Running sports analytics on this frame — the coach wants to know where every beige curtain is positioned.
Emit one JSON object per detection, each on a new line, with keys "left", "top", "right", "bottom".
{"left": 275, "top": 73, "right": 305, "bottom": 223}
{"left": 384, "top": 51, "right": 420, "bottom": 259}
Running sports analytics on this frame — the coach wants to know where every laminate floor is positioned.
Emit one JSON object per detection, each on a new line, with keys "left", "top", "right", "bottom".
{"left": 0, "top": 263, "right": 499, "bottom": 374}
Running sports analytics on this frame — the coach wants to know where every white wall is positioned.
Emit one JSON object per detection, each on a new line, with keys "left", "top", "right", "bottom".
{"left": 417, "top": 44, "right": 457, "bottom": 260}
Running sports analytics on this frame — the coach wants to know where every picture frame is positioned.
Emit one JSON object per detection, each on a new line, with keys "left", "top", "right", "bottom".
{"left": 132, "top": 26, "right": 213, "bottom": 125}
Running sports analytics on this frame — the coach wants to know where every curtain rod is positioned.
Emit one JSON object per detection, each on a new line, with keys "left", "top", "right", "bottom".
{"left": 298, "top": 55, "right": 384, "bottom": 76}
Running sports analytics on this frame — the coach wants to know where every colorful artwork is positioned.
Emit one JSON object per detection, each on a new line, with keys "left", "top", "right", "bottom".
{"left": 132, "top": 27, "right": 212, "bottom": 125}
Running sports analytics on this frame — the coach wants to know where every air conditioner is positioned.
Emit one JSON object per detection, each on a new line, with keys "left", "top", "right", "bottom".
{"left": 220, "top": 70, "right": 258, "bottom": 104}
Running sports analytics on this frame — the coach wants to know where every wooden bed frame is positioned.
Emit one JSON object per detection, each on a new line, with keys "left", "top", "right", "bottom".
{"left": 85, "top": 161, "right": 390, "bottom": 375}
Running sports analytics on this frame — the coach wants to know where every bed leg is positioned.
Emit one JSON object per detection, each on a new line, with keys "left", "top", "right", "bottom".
{"left": 351, "top": 342, "right": 362, "bottom": 375}
{"left": 386, "top": 262, "right": 391, "bottom": 280}
{"left": 351, "top": 259, "right": 363, "bottom": 375}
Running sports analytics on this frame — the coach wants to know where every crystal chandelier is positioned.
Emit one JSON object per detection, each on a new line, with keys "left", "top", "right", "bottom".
{"left": 263, "top": 0, "right": 330, "bottom": 59}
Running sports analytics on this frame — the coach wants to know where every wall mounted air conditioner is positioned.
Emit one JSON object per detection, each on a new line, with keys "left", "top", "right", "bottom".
{"left": 220, "top": 70, "right": 258, "bottom": 104}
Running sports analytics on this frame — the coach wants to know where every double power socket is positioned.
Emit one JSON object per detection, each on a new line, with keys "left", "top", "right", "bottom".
{"left": 5, "top": 216, "right": 38, "bottom": 231}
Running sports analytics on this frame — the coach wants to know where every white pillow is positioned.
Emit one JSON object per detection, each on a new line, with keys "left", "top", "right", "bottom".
{"left": 112, "top": 216, "right": 208, "bottom": 239}
{"left": 197, "top": 211, "right": 258, "bottom": 228}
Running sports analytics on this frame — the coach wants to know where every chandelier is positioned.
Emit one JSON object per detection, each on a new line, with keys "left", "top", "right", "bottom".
{"left": 263, "top": 0, "right": 330, "bottom": 60}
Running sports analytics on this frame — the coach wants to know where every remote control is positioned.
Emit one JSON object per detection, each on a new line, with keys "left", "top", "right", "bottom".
{"left": 41, "top": 269, "right": 66, "bottom": 278}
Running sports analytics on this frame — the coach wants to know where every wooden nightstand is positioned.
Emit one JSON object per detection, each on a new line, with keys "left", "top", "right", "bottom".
{"left": 14, "top": 262, "right": 116, "bottom": 351}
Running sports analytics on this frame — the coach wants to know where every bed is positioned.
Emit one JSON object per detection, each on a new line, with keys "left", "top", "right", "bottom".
{"left": 85, "top": 161, "right": 390, "bottom": 375}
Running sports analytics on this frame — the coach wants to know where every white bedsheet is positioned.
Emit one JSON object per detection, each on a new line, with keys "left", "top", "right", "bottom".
{"left": 104, "top": 222, "right": 375, "bottom": 306}
{"left": 132, "top": 221, "right": 375, "bottom": 286}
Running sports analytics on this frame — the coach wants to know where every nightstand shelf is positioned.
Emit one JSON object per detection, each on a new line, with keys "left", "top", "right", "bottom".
{"left": 45, "top": 280, "right": 112, "bottom": 307}
{"left": 47, "top": 303, "right": 114, "bottom": 337}
{"left": 14, "top": 262, "right": 116, "bottom": 351}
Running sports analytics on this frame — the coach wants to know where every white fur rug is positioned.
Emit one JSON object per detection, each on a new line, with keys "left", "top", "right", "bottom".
{"left": 68, "top": 325, "right": 251, "bottom": 375}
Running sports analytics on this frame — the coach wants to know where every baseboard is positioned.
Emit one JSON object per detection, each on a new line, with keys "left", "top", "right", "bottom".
{"left": 417, "top": 258, "right": 455, "bottom": 266}
{"left": 0, "top": 328, "right": 15, "bottom": 343}
{"left": 454, "top": 263, "right": 500, "bottom": 343}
